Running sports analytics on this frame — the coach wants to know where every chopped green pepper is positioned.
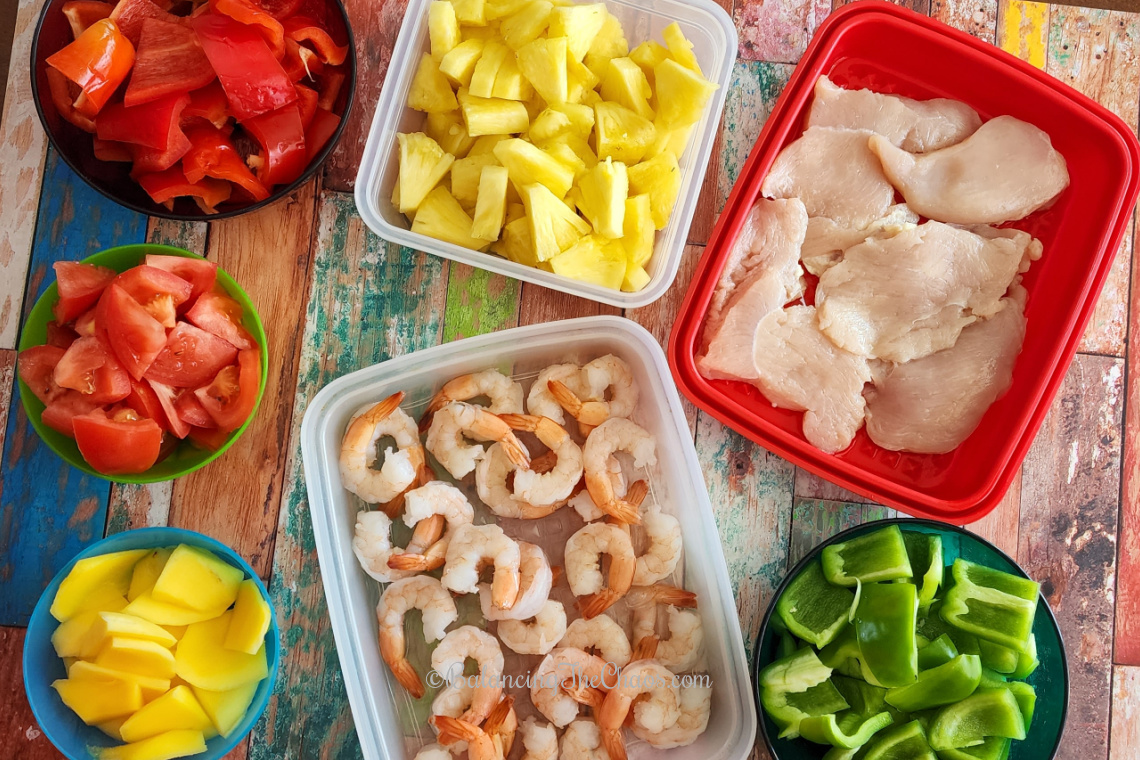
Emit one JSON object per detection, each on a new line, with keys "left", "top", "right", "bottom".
{"left": 833, "top": 675, "right": 890, "bottom": 716}
{"left": 778, "top": 559, "right": 857, "bottom": 648}
{"left": 927, "top": 688, "right": 1026, "bottom": 750}
{"left": 759, "top": 647, "right": 850, "bottom": 739}
{"left": 1011, "top": 634, "right": 1039, "bottom": 679}
{"left": 919, "top": 604, "right": 982, "bottom": 656}
{"left": 823, "top": 747, "right": 863, "bottom": 760}
{"left": 918, "top": 634, "right": 960, "bottom": 670}
{"left": 1005, "top": 682, "right": 1036, "bottom": 732}
{"left": 820, "top": 625, "right": 884, "bottom": 685}
{"left": 952, "top": 560, "right": 1039, "bottom": 601}
{"left": 801, "top": 710, "right": 896, "bottom": 748}
{"left": 855, "top": 582, "right": 919, "bottom": 687}
{"left": 903, "top": 531, "right": 944, "bottom": 611}
{"left": 979, "top": 667, "right": 1009, "bottom": 688}
{"left": 823, "top": 525, "right": 914, "bottom": 587}
{"left": 777, "top": 628, "right": 798, "bottom": 659}
{"left": 977, "top": 639, "right": 1019, "bottom": 674}
{"left": 935, "top": 736, "right": 1012, "bottom": 760}
{"left": 885, "top": 655, "right": 982, "bottom": 712}
{"left": 862, "top": 720, "right": 938, "bottom": 760}
{"left": 940, "top": 580, "right": 1037, "bottom": 652}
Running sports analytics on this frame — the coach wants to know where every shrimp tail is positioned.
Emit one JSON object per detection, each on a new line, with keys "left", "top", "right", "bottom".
{"left": 548, "top": 380, "right": 611, "bottom": 427}
{"left": 529, "top": 449, "right": 559, "bottom": 474}
{"left": 377, "top": 491, "right": 406, "bottom": 518}
{"left": 579, "top": 589, "right": 623, "bottom": 619}
{"left": 387, "top": 552, "right": 445, "bottom": 571}
{"left": 600, "top": 497, "right": 642, "bottom": 525}
{"left": 656, "top": 585, "right": 699, "bottom": 608}
{"left": 500, "top": 433, "right": 531, "bottom": 470}
{"left": 625, "top": 480, "right": 649, "bottom": 509}
{"left": 484, "top": 694, "right": 515, "bottom": 733}
{"left": 631, "top": 635, "right": 659, "bottom": 662}
{"left": 561, "top": 678, "right": 606, "bottom": 709}
{"left": 387, "top": 657, "right": 425, "bottom": 698}
{"left": 550, "top": 565, "right": 564, "bottom": 587}
{"left": 431, "top": 715, "right": 481, "bottom": 745}
{"left": 601, "top": 727, "right": 628, "bottom": 760}
{"left": 407, "top": 513, "right": 447, "bottom": 554}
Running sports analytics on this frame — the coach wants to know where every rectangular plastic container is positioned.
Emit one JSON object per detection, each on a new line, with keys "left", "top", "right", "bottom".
{"left": 668, "top": 1, "right": 1140, "bottom": 524}
{"left": 353, "top": 0, "right": 737, "bottom": 309}
{"left": 301, "top": 316, "right": 757, "bottom": 760}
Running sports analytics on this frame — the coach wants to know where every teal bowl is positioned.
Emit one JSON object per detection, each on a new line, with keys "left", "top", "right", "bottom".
{"left": 23, "top": 527, "right": 279, "bottom": 759}
{"left": 17, "top": 244, "right": 269, "bottom": 483}
{"left": 753, "top": 518, "right": 1068, "bottom": 760}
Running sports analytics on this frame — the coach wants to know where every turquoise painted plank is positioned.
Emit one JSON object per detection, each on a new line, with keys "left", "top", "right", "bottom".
{"left": 0, "top": 148, "right": 146, "bottom": 624}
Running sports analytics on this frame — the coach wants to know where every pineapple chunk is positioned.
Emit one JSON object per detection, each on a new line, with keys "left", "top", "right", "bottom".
{"left": 519, "top": 183, "right": 591, "bottom": 261}
{"left": 460, "top": 24, "right": 500, "bottom": 41}
{"left": 472, "top": 165, "right": 510, "bottom": 241}
{"left": 529, "top": 109, "right": 574, "bottom": 142}
{"left": 647, "top": 122, "right": 694, "bottom": 159}
{"left": 451, "top": 0, "right": 486, "bottom": 26}
{"left": 505, "top": 201, "right": 526, "bottom": 223}
{"left": 551, "top": 133, "right": 598, "bottom": 169}
{"left": 492, "top": 56, "right": 533, "bottom": 100}
{"left": 493, "top": 138, "right": 575, "bottom": 197}
{"left": 628, "top": 150, "right": 681, "bottom": 229}
{"left": 654, "top": 58, "right": 718, "bottom": 128}
{"left": 69, "top": 660, "right": 171, "bottom": 702}
{"left": 565, "top": 53, "right": 598, "bottom": 103}
{"left": 428, "top": 1, "right": 461, "bottom": 59}
{"left": 543, "top": 140, "right": 587, "bottom": 179}
{"left": 548, "top": 234, "right": 626, "bottom": 289}
{"left": 469, "top": 134, "right": 510, "bottom": 155}
{"left": 629, "top": 40, "right": 669, "bottom": 88}
{"left": 500, "top": 0, "right": 553, "bottom": 49}
{"left": 119, "top": 685, "right": 213, "bottom": 743}
{"left": 53, "top": 677, "right": 143, "bottom": 725}
{"left": 622, "top": 263, "right": 651, "bottom": 292}
{"left": 439, "top": 39, "right": 485, "bottom": 87}
{"left": 397, "top": 132, "right": 455, "bottom": 215}
{"left": 662, "top": 22, "right": 702, "bottom": 74}
{"left": 470, "top": 40, "right": 509, "bottom": 97}
{"left": 458, "top": 89, "right": 530, "bottom": 135}
{"left": 548, "top": 3, "right": 607, "bottom": 60}
{"left": 412, "top": 186, "right": 492, "bottom": 250}
{"left": 551, "top": 102, "right": 594, "bottom": 136}
{"left": 576, "top": 157, "right": 628, "bottom": 239}
{"left": 451, "top": 153, "right": 500, "bottom": 209}
{"left": 425, "top": 111, "right": 476, "bottom": 157}
{"left": 51, "top": 549, "right": 147, "bottom": 622}
{"left": 408, "top": 54, "right": 459, "bottom": 113}
{"left": 485, "top": 0, "right": 529, "bottom": 20}
{"left": 622, "top": 193, "right": 655, "bottom": 266}
{"left": 99, "top": 729, "right": 207, "bottom": 760}
{"left": 600, "top": 57, "right": 654, "bottom": 120}
{"left": 492, "top": 215, "right": 537, "bottom": 265}
{"left": 517, "top": 37, "right": 569, "bottom": 104}
{"left": 594, "top": 101, "right": 656, "bottom": 164}
{"left": 584, "top": 11, "right": 628, "bottom": 79}
{"left": 128, "top": 548, "right": 172, "bottom": 602}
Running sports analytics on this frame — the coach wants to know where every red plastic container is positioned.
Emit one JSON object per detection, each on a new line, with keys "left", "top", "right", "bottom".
{"left": 668, "top": 1, "right": 1140, "bottom": 523}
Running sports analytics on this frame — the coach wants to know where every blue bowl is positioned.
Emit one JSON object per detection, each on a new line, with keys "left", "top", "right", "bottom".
{"left": 23, "top": 527, "right": 280, "bottom": 759}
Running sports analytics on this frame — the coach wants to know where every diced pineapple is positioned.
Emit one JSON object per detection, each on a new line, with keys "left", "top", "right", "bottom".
{"left": 505, "top": 202, "right": 526, "bottom": 224}
{"left": 628, "top": 150, "right": 681, "bottom": 229}
{"left": 458, "top": 89, "right": 530, "bottom": 136}
{"left": 491, "top": 56, "right": 533, "bottom": 100}
{"left": 523, "top": 95, "right": 547, "bottom": 122}
{"left": 128, "top": 548, "right": 172, "bottom": 602}
{"left": 53, "top": 677, "right": 143, "bottom": 725}
{"left": 600, "top": 57, "right": 654, "bottom": 120}
{"left": 451, "top": 0, "right": 486, "bottom": 26}
{"left": 471, "top": 165, "right": 510, "bottom": 241}
{"left": 451, "top": 153, "right": 500, "bottom": 209}
{"left": 397, "top": 132, "right": 455, "bottom": 215}
{"left": 469, "top": 134, "right": 510, "bottom": 155}
{"left": 565, "top": 53, "right": 598, "bottom": 103}
{"left": 543, "top": 140, "right": 587, "bottom": 179}
{"left": 69, "top": 660, "right": 171, "bottom": 702}
{"left": 460, "top": 24, "right": 500, "bottom": 41}
{"left": 654, "top": 58, "right": 718, "bottom": 128}
{"left": 484, "top": 0, "right": 528, "bottom": 21}
{"left": 551, "top": 102, "right": 594, "bottom": 136}
{"left": 425, "top": 111, "right": 476, "bottom": 157}
{"left": 647, "top": 122, "right": 693, "bottom": 159}
{"left": 622, "top": 193, "right": 655, "bottom": 266}
{"left": 408, "top": 53, "right": 459, "bottom": 113}
{"left": 594, "top": 101, "right": 656, "bottom": 164}
{"left": 439, "top": 39, "right": 485, "bottom": 87}
{"left": 529, "top": 109, "right": 573, "bottom": 142}
{"left": 548, "top": 3, "right": 606, "bottom": 60}
{"left": 98, "top": 729, "right": 207, "bottom": 760}
{"left": 119, "top": 686, "right": 213, "bottom": 743}
{"left": 501, "top": 0, "right": 553, "bottom": 49}
{"left": 469, "top": 40, "right": 509, "bottom": 97}
{"left": 428, "top": 1, "right": 461, "bottom": 59}
{"left": 492, "top": 215, "right": 538, "bottom": 266}
{"left": 493, "top": 138, "right": 575, "bottom": 197}
{"left": 517, "top": 37, "right": 568, "bottom": 104}
{"left": 628, "top": 40, "right": 670, "bottom": 89}
{"left": 152, "top": 545, "right": 244, "bottom": 612}
{"left": 583, "top": 11, "right": 628, "bottom": 79}
{"left": 662, "top": 22, "right": 701, "bottom": 74}
{"left": 51, "top": 549, "right": 147, "bottom": 622}
{"left": 519, "top": 183, "right": 591, "bottom": 261}
{"left": 542, "top": 132, "right": 597, "bottom": 170}
{"left": 412, "top": 186, "right": 492, "bottom": 250}
{"left": 548, "top": 234, "right": 626, "bottom": 288}
{"left": 622, "top": 263, "right": 651, "bottom": 292}
{"left": 576, "top": 157, "right": 628, "bottom": 239}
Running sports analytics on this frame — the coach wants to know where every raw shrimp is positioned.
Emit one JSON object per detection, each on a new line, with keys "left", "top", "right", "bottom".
{"left": 570, "top": 457, "right": 626, "bottom": 522}
{"left": 598, "top": 661, "right": 682, "bottom": 760}
{"left": 561, "top": 720, "right": 608, "bottom": 760}
{"left": 376, "top": 577, "right": 458, "bottom": 698}
{"left": 500, "top": 414, "right": 584, "bottom": 505}
{"left": 476, "top": 442, "right": 564, "bottom": 519}
{"left": 531, "top": 647, "right": 617, "bottom": 728}
{"left": 441, "top": 523, "right": 522, "bottom": 610}
{"left": 583, "top": 419, "right": 657, "bottom": 524}
{"left": 633, "top": 504, "right": 683, "bottom": 586}
{"left": 422, "top": 369, "right": 525, "bottom": 431}
{"left": 426, "top": 401, "right": 530, "bottom": 479}
{"left": 627, "top": 584, "right": 702, "bottom": 671}
{"left": 630, "top": 683, "right": 712, "bottom": 748}
{"left": 559, "top": 613, "right": 632, "bottom": 667}
{"left": 548, "top": 355, "right": 639, "bottom": 429}
{"left": 497, "top": 599, "right": 568, "bottom": 655}
{"left": 565, "top": 522, "right": 636, "bottom": 618}
{"left": 340, "top": 392, "right": 425, "bottom": 512}
{"left": 352, "top": 511, "right": 418, "bottom": 583}
{"left": 386, "top": 482, "right": 474, "bottom": 572}
{"left": 520, "top": 717, "right": 559, "bottom": 760}
{"left": 479, "top": 542, "right": 553, "bottom": 621}
{"left": 431, "top": 626, "right": 505, "bottom": 725}
{"left": 414, "top": 744, "right": 453, "bottom": 760}
{"left": 527, "top": 363, "right": 587, "bottom": 424}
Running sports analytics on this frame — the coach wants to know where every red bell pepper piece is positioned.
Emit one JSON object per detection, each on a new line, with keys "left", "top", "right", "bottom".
{"left": 46, "top": 18, "right": 135, "bottom": 118}
{"left": 124, "top": 18, "right": 216, "bottom": 106}
{"left": 191, "top": 14, "right": 296, "bottom": 122}
{"left": 93, "top": 137, "right": 132, "bottom": 161}
{"left": 305, "top": 106, "right": 339, "bottom": 162}
{"left": 257, "top": 0, "right": 303, "bottom": 20}
{"left": 283, "top": 16, "right": 348, "bottom": 66}
{"left": 137, "top": 166, "right": 232, "bottom": 212}
{"left": 182, "top": 81, "right": 231, "bottom": 129}
{"left": 243, "top": 104, "right": 307, "bottom": 188}
{"left": 209, "top": 0, "right": 285, "bottom": 59}
{"left": 130, "top": 127, "right": 192, "bottom": 174}
{"left": 108, "top": 0, "right": 179, "bottom": 46}
{"left": 317, "top": 67, "right": 344, "bottom": 111}
{"left": 45, "top": 68, "right": 96, "bottom": 132}
{"left": 62, "top": 0, "right": 113, "bottom": 40}
{"left": 294, "top": 82, "right": 318, "bottom": 128}
{"left": 97, "top": 90, "right": 189, "bottom": 149}
{"left": 182, "top": 123, "right": 271, "bottom": 201}
{"left": 281, "top": 38, "right": 322, "bottom": 82}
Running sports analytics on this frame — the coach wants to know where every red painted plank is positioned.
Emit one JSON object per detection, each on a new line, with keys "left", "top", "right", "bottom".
{"left": 1116, "top": 215, "right": 1140, "bottom": 665}
{"left": 0, "top": 626, "right": 60, "bottom": 758}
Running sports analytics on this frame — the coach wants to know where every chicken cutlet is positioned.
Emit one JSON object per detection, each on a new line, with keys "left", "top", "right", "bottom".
{"left": 801, "top": 204, "right": 920, "bottom": 277}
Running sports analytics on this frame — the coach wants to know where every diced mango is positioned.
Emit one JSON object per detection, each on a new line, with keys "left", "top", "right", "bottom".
{"left": 628, "top": 150, "right": 681, "bottom": 229}
{"left": 222, "top": 579, "right": 272, "bottom": 655}
{"left": 517, "top": 36, "right": 568, "bottom": 104}
{"left": 549, "top": 234, "right": 626, "bottom": 289}
{"left": 151, "top": 545, "right": 244, "bottom": 613}
{"left": 494, "top": 138, "right": 575, "bottom": 198}
{"left": 622, "top": 193, "right": 655, "bottom": 266}
{"left": 120, "top": 685, "right": 214, "bottom": 743}
{"left": 439, "top": 38, "right": 485, "bottom": 87}
{"left": 662, "top": 22, "right": 701, "bottom": 74}
{"left": 175, "top": 612, "right": 269, "bottom": 692}
{"left": 122, "top": 594, "right": 228, "bottom": 627}
{"left": 128, "top": 548, "right": 173, "bottom": 602}
{"left": 69, "top": 660, "right": 171, "bottom": 701}
{"left": 548, "top": 3, "right": 606, "bottom": 60}
{"left": 53, "top": 677, "right": 142, "bottom": 724}
{"left": 576, "top": 157, "right": 628, "bottom": 239}
{"left": 428, "top": 0, "right": 461, "bottom": 59}
{"left": 51, "top": 549, "right": 148, "bottom": 622}
{"left": 653, "top": 58, "right": 718, "bottom": 129}
{"left": 409, "top": 53, "right": 460, "bottom": 113}
{"left": 500, "top": 0, "right": 553, "bottom": 49}
{"left": 162, "top": 624, "right": 187, "bottom": 641}
{"left": 53, "top": 611, "right": 176, "bottom": 659}
{"left": 99, "top": 729, "right": 207, "bottom": 760}
{"left": 397, "top": 132, "right": 455, "bottom": 215}
{"left": 451, "top": 0, "right": 486, "bottom": 26}
{"left": 98, "top": 716, "right": 128, "bottom": 741}
{"left": 519, "top": 183, "right": 591, "bottom": 261}
{"left": 192, "top": 682, "right": 259, "bottom": 738}
{"left": 594, "top": 101, "right": 655, "bottom": 164}
{"left": 96, "top": 637, "right": 177, "bottom": 679}
{"left": 458, "top": 89, "right": 530, "bottom": 136}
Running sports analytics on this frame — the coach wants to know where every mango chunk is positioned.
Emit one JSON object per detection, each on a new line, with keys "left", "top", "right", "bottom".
{"left": 123, "top": 594, "right": 227, "bottom": 626}
{"left": 99, "top": 729, "right": 207, "bottom": 760}
{"left": 151, "top": 545, "right": 244, "bottom": 612}
{"left": 69, "top": 660, "right": 171, "bottom": 701}
{"left": 223, "top": 579, "right": 272, "bottom": 655}
{"left": 53, "top": 677, "right": 142, "bottom": 724}
{"left": 98, "top": 716, "right": 128, "bottom": 741}
{"left": 51, "top": 549, "right": 148, "bottom": 621}
{"left": 53, "top": 611, "right": 177, "bottom": 659}
{"left": 162, "top": 625, "right": 188, "bottom": 641}
{"left": 96, "top": 637, "right": 177, "bottom": 679}
{"left": 176, "top": 612, "right": 268, "bottom": 691}
{"left": 192, "top": 681, "right": 259, "bottom": 738}
{"left": 129, "top": 548, "right": 173, "bottom": 602}
{"left": 120, "top": 685, "right": 214, "bottom": 743}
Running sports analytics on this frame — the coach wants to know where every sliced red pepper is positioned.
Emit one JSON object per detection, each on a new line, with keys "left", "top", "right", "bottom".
{"left": 123, "top": 18, "right": 216, "bottom": 107}
{"left": 46, "top": 18, "right": 135, "bottom": 118}
{"left": 243, "top": 103, "right": 307, "bottom": 188}
{"left": 137, "top": 165, "right": 232, "bottom": 213}
{"left": 294, "top": 82, "right": 317, "bottom": 128}
{"left": 93, "top": 137, "right": 132, "bottom": 161}
{"left": 45, "top": 68, "right": 96, "bottom": 132}
{"left": 305, "top": 106, "right": 339, "bottom": 161}
{"left": 191, "top": 14, "right": 296, "bottom": 122}
{"left": 209, "top": 0, "right": 285, "bottom": 58}
{"left": 130, "top": 129, "right": 191, "bottom": 175}
{"left": 62, "top": 0, "right": 113, "bottom": 40}
{"left": 317, "top": 67, "right": 344, "bottom": 111}
{"left": 281, "top": 38, "right": 322, "bottom": 82}
{"left": 97, "top": 90, "right": 189, "bottom": 149}
{"left": 108, "top": 0, "right": 179, "bottom": 46}
{"left": 283, "top": 16, "right": 348, "bottom": 66}
{"left": 182, "top": 81, "right": 231, "bottom": 129}
{"left": 182, "top": 123, "right": 270, "bottom": 200}
{"left": 257, "top": 0, "right": 303, "bottom": 20}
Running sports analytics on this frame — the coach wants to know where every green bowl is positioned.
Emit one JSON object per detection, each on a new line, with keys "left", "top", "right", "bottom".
{"left": 16, "top": 244, "right": 269, "bottom": 483}
{"left": 753, "top": 518, "right": 1068, "bottom": 760}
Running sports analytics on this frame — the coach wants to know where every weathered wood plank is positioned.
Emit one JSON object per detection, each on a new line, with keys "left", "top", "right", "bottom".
{"left": 167, "top": 185, "right": 319, "bottom": 578}
{"left": 793, "top": 468, "right": 875, "bottom": 505}
{"left": 734, "top": 0, "right": 830, "bottom": 64}
{"left": 1110, "top": 666, "right": 1140, "bottom": 758}
{"left": 442, "top": 264, "right": 520, "bottom": 342}
{"left": 0, "top": 350, "right": 13, "bottom": 460}
{"left": 997, "top": 0, "right": 1048, "bottom": 67}
{"left": 833, "top": 0, "right": 932, "bottom": 14}
{"left": 967, "top": 470, "right": 1022, "bottom": 558}
{"left": 249, "top": 191, "right": 448, "bottom": 760}
{"left": 688, "top": 118, "right": 725, "bottom": 247}
{"left": 787, "top": 498, "right": 892, "bottom": 568}
{"left": 930, "top": 0, "right": 999, "bottom": 40}
{"left": 0, "top": 626, "right": 58, "bottom": 759}
{"left": 516, "top": 285, "right": 621, "bottom": 325}
{"left": 0, "top": 0, "right": 49, "bottom": 349}
{"left": 1019, "top": 353, "right": 1123, "bottom": 760}
{"left": 1115, "top": 213, "right": 1140, "bottom": 666}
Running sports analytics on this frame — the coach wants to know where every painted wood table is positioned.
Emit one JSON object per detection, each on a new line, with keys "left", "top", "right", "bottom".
{"left": 1, "top": 0, "right": 1138, "bottom": 757}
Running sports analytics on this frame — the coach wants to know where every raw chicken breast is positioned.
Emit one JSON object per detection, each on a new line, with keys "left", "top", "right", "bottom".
{"left": 698, "top": 198, "right": 808, "bottom": 381}
{"left": 752, "top": 305, "right": 872, "bottom": 454}
{"left": 815, "top": 221, "right": 1030, "bottom": 363}
{"left": 761, "top": 127, "right": 896, "bottom": 227}
{"left": 807, "top": 75, "right": 982, "bottom": 152}
{"left": 801, "top": 204, "right": 920, "bottom": 276}
{"left": 870, "top": 115, "right": 1070, "bottom": 224}
{"left": 865, "top": 284, "right": 1027, "bottom": 453}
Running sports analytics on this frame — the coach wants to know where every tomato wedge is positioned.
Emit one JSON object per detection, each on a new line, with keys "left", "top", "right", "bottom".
{"left": 124, "top": 18, "right": 216, "bottom": 107}
{"left": 46, "top": 321, "right": 80, "bottom": 349}
{"left": 195, "top": 348, "right": 259, "bottom": 432}
{"left": 175, "top": 390, "right": 214, "bottom": 427}
{"left": 145, "top": 321, "right": 237, "bottom": 387}
{"left": 125, "top": 376, "right": 169, "bottom": 430}
{"left": 185, "top": 288, "right": 255, "bottom": 349}
{"left": 96, "top": 283, "right": 168, "bottom": 380}
{"left": 62, "top": 0, "right": 113, "bottom": 41}
{"left": 187, "top": 424, "right": 230, "bottom": 450}
{"left": 191, "top": 14, "right": 296, "bottom": 122}
{"left": 147, "top": 378, "right": 190, "bottom": 438}
{"left": 144, "top": 254, "right": 218, "bottom": 303}
{"left": 54, "top": 336, "right": 132, "bottom": 403}
{"left": 18, "top": 345, "right": 67, "bottom": 404}
{"left": 46, "top": 18, "right": 136, "bottom": 118}
{"left": 53, "top": 260, "right": 116, "bottom": 324}
{"left": 74, "top": 308, "right": 98, "bottom": 337}
{"left": 112, "top": 264, "right": 193, "bottom": 327}
{"left": 73, "top": 408, "right": 163, "bottom": 474}
{"left": 42, "top": 391, "right": 103, "bottom": 437}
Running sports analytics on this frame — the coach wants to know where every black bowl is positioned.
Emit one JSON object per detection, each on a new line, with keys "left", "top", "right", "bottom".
{"left": 29, "top": 0, "right": 356, "bottom": 220}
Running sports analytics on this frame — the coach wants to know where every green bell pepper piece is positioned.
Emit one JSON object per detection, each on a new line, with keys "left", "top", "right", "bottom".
{"left": 1005, "top": 681, "right": 1036, "bottom": 732}
{"left": 941, "top": 581, "right": 1037, "bottom": 653}
{"left": 979, "top": 667, "right": 1009, "bottom": 688}
{"left": 977, "top": 639, "right": 1019, "bottom": 674}
{"left": 833, "top": 675, "right": 890, "bottom": 716}
{"left": 820, "top": 625, "right": 885, "bottom": 685}
{"left": 935, "top": 736, "right": 1012, "bottom": 760}
{"left": 885, "top": 655, "right": 982, "bottom": 712}
{"left": 777, "top": 629, "right": 798, "bottom": 659}
{"left": 777, "top": 559, "right": 857, "bottom": 648}
{"left": 801, "top": 710, "right": 896, "bottom": 749}
{"left": 759, "top": 647, "right": 850, "bottom": 739}
{"left": 952, "top": 560, "right": 1039, "bottom": 601}
{"left": 823, "top": 748, "right": 864, "bottom": 760}
{"left": 902, "top": 531, "right": 944, "bottom": 611}
{"left": 920, "top": 603, "right": 982, "bottom": 656}
{"left": 823, "top": 526, "right": 914, "bottom": 587}
{"left": 855, "top": 582, "right": 919, "bottom": 687}
{"left": 927, "top": 688, "right": 1026, "bottom": 750}
{"left": 1011, "top": 634, "right": 1039, "bottom": 679}
{"left": 918, "top": 634, "right": 960, "bottom": 670}
{"left": 862, "top": 720, "right": 938, "bottom": 760}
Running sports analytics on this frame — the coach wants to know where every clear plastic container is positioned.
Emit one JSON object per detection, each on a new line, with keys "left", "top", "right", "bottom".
{"left": 353, "top": 0, "right": 737, "bottom": 309}
{"left": 301, "top": 316, "right": 756, "bottom": 760}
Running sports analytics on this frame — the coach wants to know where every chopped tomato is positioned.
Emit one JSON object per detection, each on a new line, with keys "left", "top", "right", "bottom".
{"left": 244, "top": 104, "right": 307, "bottom": 188}
{"left": 93, "top": 137, "right": 132, "bottom": 161}
{"left": 185, "top": 288, "right": 255, "bottom": 349}
{"left": 54, "top": 335, "right": 132, "bottom": 403}
{"left": 137, "top": 166, "right": 232, "bottom": 213}
{"left": 62, "top": 0, "right": 113, "bottom": 41}
{"left": 46, "top": 321, "right": 80, "bottom": 349}
{"left": 144, "top": 254, "right": 217, "bottom": 303}
{"left": 45, "top": 68, "right": 96, "bottom": 132}
{"left": 124, "top": 18, "right": 216, "bottom": 106}
{"left": 294, "top": 82, "right": 317, "bottom": 128}
{"left": 195, "top": 348, "right": 259, "bottom": 431}
{"left": 125, "top": 376, "right": 169, "bottom": 429}
{"left": 109, "top": 0, "right": 179, "bottom": 45}
{"left": 191, "top": 14, "right": 296, "bottom": 122}
{"left": 73, "top": 408, "right": 163, "bottom": 474}
{"left": 97, "top": 90, "right": 190, "bottom": 149}
{"left": 210, "top": 0, "right": 285, "bottom": 59}
{"left": 53, "top": 260, "right": 116, "bottom": 323}
{"left": 96, "top": 283, "right": 168, "bottom": 380}
{"left": 283, "top": 16, "right": 347, "bottom": 66}
{"left": 46, "top": 18, "right": 136, "bottom": 118}
{"left": 187, "top": 424, "right": 229, "bottom": 450}
{"left": 181, "top": 124, "right": 270, "bottom": 201}
{"left": 18, "top": 345, "right": 67, "bottom": 404}
{"left": 317, "top": 67, "right": 344, "bottom": 111}
{"left": 74, "top": 308, "right": 98, "bottom": 337}
{"left": 112, "top": 264, "right": 193, "bottom": 327}
{"left": 182, "top": 81, "right": 230, "bottom": 129}
{"left": 145, "top": 321, "right": 238, "bottom": 387}
{"left": 147, "top": 378, "right": 190, "bottom": 437}
{"left": 175, "top": 390, "right": 214, "bottom": 427}
{"left": 42, "top": 391, "right": 103, "bottom": 437}
{"left": 306, "top": 107, "right": 339, "bottom": 161}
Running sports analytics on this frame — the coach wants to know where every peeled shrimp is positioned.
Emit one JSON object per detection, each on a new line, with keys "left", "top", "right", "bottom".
{"left": 433, "top": 696, "right": 516, "bottom": 760}
{"left": 520, "top": 717, "right": 559, "bottom": 760}
{"left": 500, "top": 414, "right": 584, "bottom": 505}
{"left": 431, "top": 680, "right": 474, "bottom": 753}
{"left": 386, "top": 482, "right": 474, "bottom": 572}
{"left": 633, "top": 504, "right": 683, "bottom": 585}
{"left": 627, "top": 584, "right": 702, "bottom": 672}
{"left": 598, "top": 661, "right": 682, "bottom": 760}
{"left": 583, "top": 418, "right": 657, "bottom": 524}
{"left": 531, "top": 647, "right": 616, "bottom": 728}
{"left": 559, "top": 613, "right": 632, "bottom": 667}
{"left": 426, "top": 401, "right": 530, "bottom": 479}
{"left": 414, "top": 744, "right": 453, "bottom": 760}
{"left": 561, "top": 720, "right": 608, "bottom": 760}
{"left": 352, "top": 511, "right": 418, "bottom": 583}
{"left": 431, "top": 626, "right": 505, "bottom": 725}
{"left": 479, "top": 542, "right": 553, "bottom": 621}
{"left": 630, "top": 683, "right": 712, "bottom": 748}
{"left": 376, "top": 576, "right": 458, "bottom": 698}
{"left": 548, "top": 355, "right": 639, "bottom": 429}
{"left": 497, "top": 599, "right": 568, "bottom": 655}
{"left": 422, "top": 369, "right": 525, "bottom": 430}
{"left": 441, "top": 523, "right": 522, "bottom": 610}
{"left": 570, "top": 456, "right": 626, "bottom": 522}
{"left": 476, "top": 442, "right": 563, "bottom": 519}
{"left": 340, "top": 392, "right": 425, "bottom": 512}
{"left": 528, "top": 363, "right": 588, "bottom": 424}
{"left": 565, "top": 522, "right": 636, "bottom": 618}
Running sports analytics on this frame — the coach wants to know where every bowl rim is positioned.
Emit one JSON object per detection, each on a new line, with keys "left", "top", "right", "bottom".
{"left": 16, "top": 243, "right": 270, "bottom": 483}
{"left": 28, "top": 0, "right": 358, "bottom": 221}
{"left": 750, "top": 517, "right": 1070, "bottom": 760}
{"left": 21, "top": 526, "right": 281, "bottom": 760}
